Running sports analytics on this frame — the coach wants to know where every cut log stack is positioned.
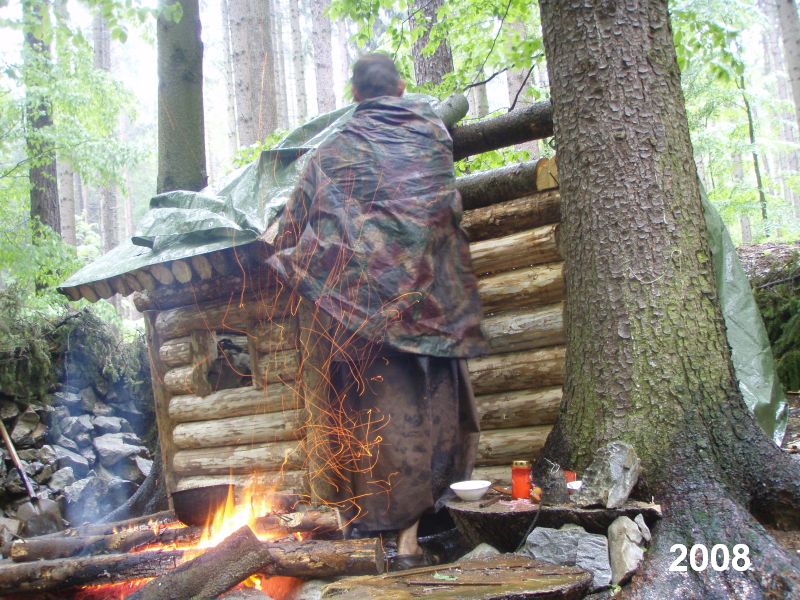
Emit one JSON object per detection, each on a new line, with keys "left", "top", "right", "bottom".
{"left": 461, "top": 157, "right": 565, "bottom": 482}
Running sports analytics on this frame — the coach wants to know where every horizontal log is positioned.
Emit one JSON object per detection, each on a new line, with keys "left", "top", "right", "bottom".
{"left": 476, "top": 425, "right": 553, "bottom": 467}
{"left": 163, "top": 363, "right": 212, "bottom": 396}
{"left": 208, "top": 249, "right": 234, "bottom": 276}
{"left": 470, "top": 224, "right": 560, "bottom": 275}
{"left": 155, "top": 294, "right": 295, "bottom": 340}
{"left": 168, "top": 383, "right": 300, "bottom": 423}
{"left": 251, "top": 320, "right": 298, "bottom": 353}
{"left": 149, "top": 263, "right": 175, "bottom": 286}
{"left": 109, "top": 276, "right": 132, "bottom": 296}
{"left": 535, "top": 156, "right": 559, "bottom": 190}
{"left": 481, "top": 302, "right": 564, "bottom": 354}
{"left": 172, "top": 440, "right": 303, "bottom": 475}
{"left": 471, "top": 465, "right": 509, "bottom": 484}
{"left": 478, "top": 262, "right": 564, "bottom": 314}
{"left": 159, "top": 336, "right": 193, "bottom": 368}
{"left": 461, "top": 190, "right": 560, "bottom": 243}
{"left": 172, "top": 409, "right": 305, "bottom": 449}
{"left": 37, "top": 510, "right": 177, "bottom": 540}
{"left": 174, "top": 470, "right": 307, "bottom": 494}
{"left": 457, "top": 160, "right": 538, "bottom": 211}
{"left": 451, "top": 100, "right": 553, "bottom": 161}
{"left": 133, "top": 269, "right": 157, "bottom": 292}
{"left": 467, "top": 346, "right": 565, "bottom": 395}
{"left": 134, "top": 273, "right": 247, "bottom": 312}
{"left": 124, "top": 273, "right": 145, "bottom": 293}
{"left": 476, "top": 386, "right": 562, "bottom": 430}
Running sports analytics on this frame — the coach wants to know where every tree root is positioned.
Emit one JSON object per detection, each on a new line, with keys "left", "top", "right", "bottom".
{"left": 625, "top": 488, "right": 800, "bottom": 600}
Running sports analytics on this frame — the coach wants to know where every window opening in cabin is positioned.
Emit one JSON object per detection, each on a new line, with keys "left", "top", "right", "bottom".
{"left": 208, "top": 334, "right": 252, "bottom": 391}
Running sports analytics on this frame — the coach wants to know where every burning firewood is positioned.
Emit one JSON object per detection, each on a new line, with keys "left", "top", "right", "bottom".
{"left": 128, "top": 526, "right": 383, "bottom": 600}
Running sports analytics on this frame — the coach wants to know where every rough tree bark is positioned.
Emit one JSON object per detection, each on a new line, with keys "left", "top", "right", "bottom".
{"left": 289, "top": 0, "right": 307, "bottom": 122}
{"left": 311, "top": 0, "right": 336, "bottom": 113}
{"left": 409, "top": 0, "right": 453, "bottom": 86}
{"left": 270, "top": 0, "right": 289, "bottom": 130}
{"left": 506, "top": 21, "right": 540, "bottom": 159}
{"left": 228, "top": 0, "right": 276, "bottom": 147}
{"left": 777, "top": 0, "right": 800, "bottom": 136}
{"left": 57, "top": 161, "right": 76, "bottom": 246}
{"left": 23, "top": 0, "right": 60, "bottom": 234}
{"left": 157, "top": 0, "right": 207, "bottom": 193}
{"left": 537, "top": 1, "right": 800, "bottom": 597}
{"left": 220, "top": 0, "right": 239, "bottom": 153}
{"left": 93, "top": 14, "right": 119, "bottom": 252}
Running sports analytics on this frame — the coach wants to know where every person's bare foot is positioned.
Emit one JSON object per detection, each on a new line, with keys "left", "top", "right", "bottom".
{"left": 396, "top": 520, "right": 421, "bottom": 556}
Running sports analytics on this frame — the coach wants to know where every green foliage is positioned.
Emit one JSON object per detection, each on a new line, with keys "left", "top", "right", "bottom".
{"left": 753, "top": 252, "right": 800, "bottom": 390}
{"left": 232, "top": 129, "right": 291, "bottom": 167}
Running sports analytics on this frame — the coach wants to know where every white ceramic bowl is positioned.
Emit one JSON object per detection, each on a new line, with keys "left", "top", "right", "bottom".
{"left": 450, "top": 480, "right": 492, "bottom": 501}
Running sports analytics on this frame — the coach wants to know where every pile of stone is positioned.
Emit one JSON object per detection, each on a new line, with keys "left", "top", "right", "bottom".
{"left": 0, "top": 383, "right": 152, "bottom": 540}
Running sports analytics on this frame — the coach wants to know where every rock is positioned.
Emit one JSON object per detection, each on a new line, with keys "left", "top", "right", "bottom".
{"left": 49, "top": 467, "right": 76, "bottom": 492}
{"left": 91, "top": 401, "right": 114, "bottom": 417}
{"left": 520, "top": 526, "right": 611, "bottom": 591}
{"left": 64, "top": 473, "right": 109, "bottom": 524}
{"left": 572, "top": 441, "right": 641, "bottom": 509}
{"left": 608, "top": 516, "right": 645, "bottom": 585}
{"left": 93, "top": 433, "right": 146, "bottom": 466}
{"left": 4, "top": 468, "right": 32, "bottom": 495}
{"left": 11, "top": 408, "right": 41, "bottom": 447}
{"left": 52, "top": 390, "right": 82, "bottom": 409}
{"left": 0, "top": 517, "right": 21, "bottom": 537}
{"left": 92, "top": 415, "right": 125, "bottom": 434}
{"left": 113, "top": 455, "right": 152, "bottom": 484}
{"left": 79, "top": 386, "right": 100, "bottom": 411}
{"left": 34, "top": 464, "right": 53, "bottom": 483}
{"left": 79, "top": 445, "right": 97, "bottom": 466}
{"left": 17, "top": 498, "right": 64, "bottom": 536}
{"left": 74, "top": 432, "right": 93, "bottom": 447}
{"left": 55, "top": 435, "right": 79, "bottom": 453}
{"left": 458, "top": 543, "right": 501, "bottom": 562}
{"left": 0, "top": 400, "right": 20, "bottom": 421}
{"left": 634, "top": 513, "right": 651, "bottom": 543}
{"left": 61, "top": 415, "right": 94, "bottom": 439}
{"left": 53, "top": 445, "right": 90, "bottom": 476}
{"left": 289, "top": 579, "right": 331, "bottom": 600}
{"left": 541, "top": 464, "right": 570, "bottom": 505}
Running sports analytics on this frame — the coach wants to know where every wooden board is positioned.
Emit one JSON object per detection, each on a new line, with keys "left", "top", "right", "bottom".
{"left": 320, "top": 555, "right": 591, "bottom": 599}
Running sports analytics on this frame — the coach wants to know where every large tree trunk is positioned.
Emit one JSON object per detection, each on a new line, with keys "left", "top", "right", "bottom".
{"left": 409, "top": 0, "right": 453, "bottom": 86}
{"left": 23, "top": 0, "right": 60, "bottom": 234}
{"left": 289, "top": 0, "right": 307, "bottom": 122}
{"left": 93, "top": 14, "right": 120, "bottom": 252}
{"left": 311, "top": 0, "right": 336, "bottom": 113}
{"left": 220, "top": 0, "right": 239, "bottom": 153}
{"left": 777, "top": 0, "right": 800, "bottom": 138}
{"left": 228, "top": 0, "right": 276, "bottom": 147}
{"left": 57, "top": 159, "right": 76, "bottom": 246}
{"left": 537, "top": 1, "right": 800, "bottom": 597}
{"left": 270, "top": 0, "right": 289, "bottom": 130}
{"left": 157, "top": 0, "right": 207, "bottom": 193}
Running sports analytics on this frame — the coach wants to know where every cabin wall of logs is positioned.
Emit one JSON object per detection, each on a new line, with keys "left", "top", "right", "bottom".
{"left": 130, "top": 156, "right": 564, "bottom": 501}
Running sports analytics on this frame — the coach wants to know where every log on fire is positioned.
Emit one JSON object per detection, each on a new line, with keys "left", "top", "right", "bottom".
{"left": 128, "top": 526, "right": 383, "bottom": 600}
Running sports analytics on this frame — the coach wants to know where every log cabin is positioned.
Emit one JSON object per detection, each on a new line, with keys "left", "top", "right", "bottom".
{"left": 58, "top": 100, "right": 562, "bottom": 506}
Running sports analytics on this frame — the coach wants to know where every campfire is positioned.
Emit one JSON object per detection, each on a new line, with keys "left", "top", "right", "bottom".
{"left": 0, "top": 479, "right": 384, "bottom": 599}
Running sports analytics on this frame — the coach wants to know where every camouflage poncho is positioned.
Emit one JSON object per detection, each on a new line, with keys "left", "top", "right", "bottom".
{"left": 266, "top": 96, "right": 486, "bottom": 358}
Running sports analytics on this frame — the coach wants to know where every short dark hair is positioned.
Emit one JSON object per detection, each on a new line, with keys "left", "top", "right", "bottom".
{"left": 352, "top": 53, "right": 401, "bottom": 100}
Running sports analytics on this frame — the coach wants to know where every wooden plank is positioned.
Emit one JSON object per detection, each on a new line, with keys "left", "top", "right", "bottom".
{"left": 481, "top": 303, "right": 564, "bottom": 354}
{"left": 476, "top": 425, "right": 553, "bottom": 467}
{"left": 478, "top": 262, "right": 564, "bottom": 314}
{"left": 172, "top": 440, "right": 304, "bottom": 475}
{"left": 174, "top": 470, "right": 307, "bottom": 494}
{"left": 476, "top": 386, "right": 562, "bottom": 430}
{"left": 172, "top": 409, "right": 305, "bottom": 449}
{"left": 470, "top": 224, "right": 561, "bottom": 275}
{"left": 467, "top": 346, "right": 565, "bottom": 395}
{"left": 461, "top": 190, "right": 561, "bottom": 242}
{"left": 168, "top": 383, "right": 300, "bottom": 423}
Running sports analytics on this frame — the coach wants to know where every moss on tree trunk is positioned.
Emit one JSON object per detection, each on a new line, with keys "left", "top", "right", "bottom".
{"left": 537, "top": 1, "right": 800, "bottom": 596}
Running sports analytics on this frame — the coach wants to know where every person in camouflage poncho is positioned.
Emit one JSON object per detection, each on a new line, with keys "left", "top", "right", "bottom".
{"left": 267, "top": 54, "right": 486, "bottom": 568}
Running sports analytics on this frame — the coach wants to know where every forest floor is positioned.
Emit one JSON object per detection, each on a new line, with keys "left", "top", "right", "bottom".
{"left": 769, "top": 391, "right": 800, "bottom": 557}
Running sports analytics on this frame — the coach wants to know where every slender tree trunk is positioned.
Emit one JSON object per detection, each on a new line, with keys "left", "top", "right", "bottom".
{"left": 777, "top": 0, "right": 800, "bottom": 135}
{"left": 220, "top": 0, "right": 239, "bottom": 153}
{"left": 289, "top": 0, "right": 307, "bottom": 122}
{"left": 311, "top": 0, "right": 335, "bottom": 113}
{"left": 271, "top": 0, "right": 289, "bottom": 129}
{"left": 538, "top": 1, "right": 800, "bottom": 597}
{"left": 228, "top": 0, "right": 276, "bottom": 147}
{"left": 57, "top": 161, "right": 76, "bottom": 246}
{"left": 409, "top": 0, "right": 453, "bottom": 86}
{"left": 739, "top": 75, "right": 769, "bottom": 231}
{"left": 93, "top": 14, "right": 119, "bottom": 252}
{"left": 157, "top": 0, "right": 207, "bottom": 193}
{"left": 506, "top": 21, "right": 540, "bottom": 159}
{"left": 23, "top": 0, "right": 60, "bottom": 234}
{"left": 471, "top": 70, "right": 490, "bottom": 118}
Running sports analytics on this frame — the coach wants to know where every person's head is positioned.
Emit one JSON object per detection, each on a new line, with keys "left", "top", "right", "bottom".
{"left": 351, "top": 53, "right": 405, "bottom": 102}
